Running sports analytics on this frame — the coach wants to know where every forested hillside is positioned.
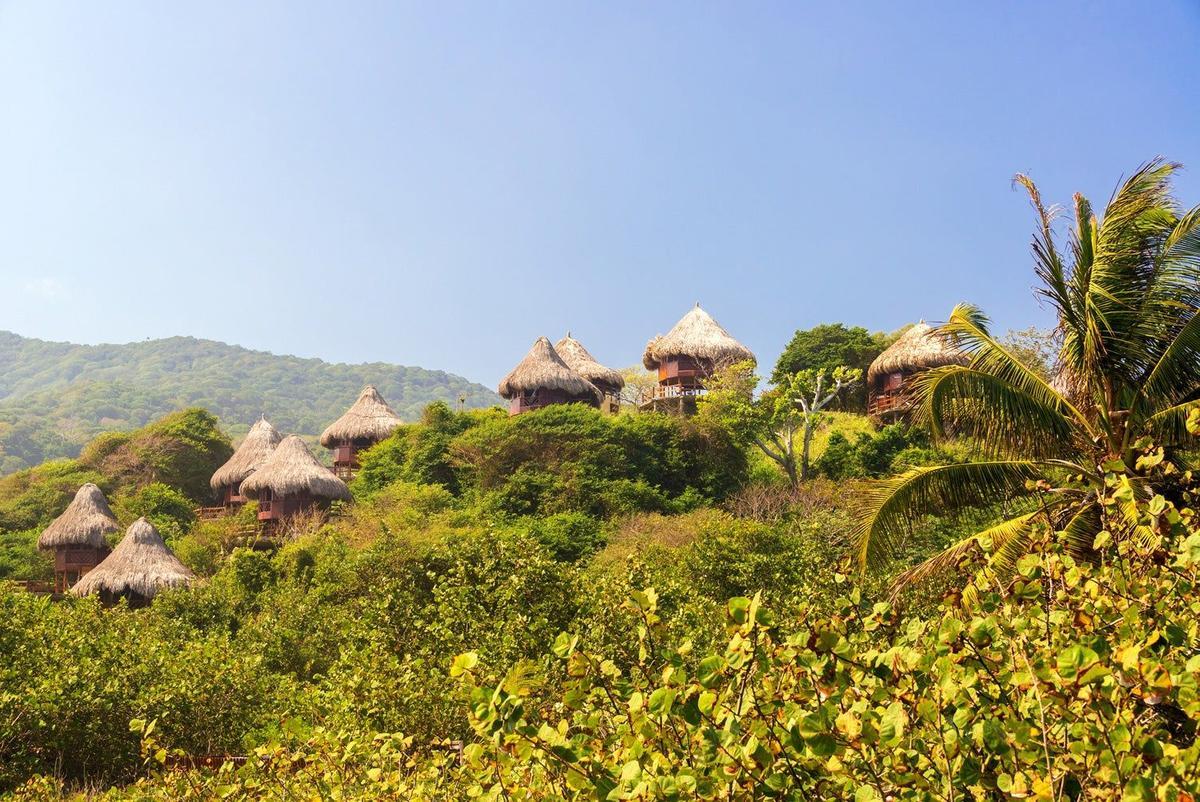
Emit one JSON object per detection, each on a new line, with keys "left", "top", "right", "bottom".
{"left": 0, "top": 331, "right": 499, "bottom": 473}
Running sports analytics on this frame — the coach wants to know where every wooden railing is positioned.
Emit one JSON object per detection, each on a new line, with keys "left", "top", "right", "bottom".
{"left": 3, "top": 580, "right": 55, "bottom": 595}
{"left": 639, "top": 384, "right": 705, "bottom": 404}
{"left": 868, "top": 392, "right": 913, "bottom": 418}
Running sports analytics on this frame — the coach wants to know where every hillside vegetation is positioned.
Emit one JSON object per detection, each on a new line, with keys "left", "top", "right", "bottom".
{"left": 0, "top": 331, "right": 499, "bottom": 473}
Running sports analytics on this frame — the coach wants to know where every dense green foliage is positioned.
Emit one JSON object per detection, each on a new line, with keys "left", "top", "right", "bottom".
{"left": 815, "top": 423, "right": 946, "bottom": 480}
{"left": 356, "top": 403, "right": 747, "bottom": 519}
{"left": 454, "top": 468, "right": 1200, "bottom": 800}
{"left": 0, "top": 487, "right": 850, "bottom": 796}
{"left": 771, "top": 324, "right": 892, "bottom": 409}
{"left": 7, "top": 450, "right": 1198, "bottom": 800}
{"left": 0, "top": 331, "right": 498, "bottom": 473}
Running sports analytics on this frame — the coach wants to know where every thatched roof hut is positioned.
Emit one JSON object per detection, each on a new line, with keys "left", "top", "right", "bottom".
{"left": 319, "top": 386, "right": 403, "bottom": 448}
{"left": 210, "top": 417, "right": 283, "bottom": 492}
{"left": 498, "top": 337, "right": 601, "bottom": 402}
{"left": 867, "top": 322, "right": 968, "bottom": 383}
{"left": 71, "top": 518, "right": 195, "bottom": 602}
{"left": 37, "top": 483, "right": 118, "bottom": 551}
{"left": 642, "top": 305, "right": 755, "bottom": 371}
{"left": 241, "top": 436, "right": 352, "bottom": 502}
{"left": 554, "top": 333, "right": 625, "bottom": 396}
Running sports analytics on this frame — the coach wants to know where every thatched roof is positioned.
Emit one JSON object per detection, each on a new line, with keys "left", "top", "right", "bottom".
{"left": 498, "top": 337, "right": 601, "bottom": 401}
{"left": 240, "top": 436, "right": 352, "bottom": 501}
{"left": 38, "top": 483, "right": 118, "bottom": 551}
{"left": 1050, "top": 363, "right": 1090, "bottom": 408}
{"left": 319, "top": 386, "right": 403, "bottom": 447}
{"left": 555, "top": 333, "right": 625, "bottom": 393}
{"left": 642, "top": 305, "right": 755, "bottom": 371}
{"left": 867, "top": 322, "right": 968, "bottom": 382}
{"left": 71, "top": 518, "right": 194, "bottom": 600}
{"left": 210, "top": 417, "right": 283, "bottom": 490}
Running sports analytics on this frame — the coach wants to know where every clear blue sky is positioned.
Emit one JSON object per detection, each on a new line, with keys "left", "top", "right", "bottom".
{"left": 1, "top": 2, "right": 1198, "bottom": 388}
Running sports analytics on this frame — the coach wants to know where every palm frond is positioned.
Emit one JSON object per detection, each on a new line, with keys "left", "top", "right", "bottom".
{"left": 890, "top": 511, "right": 1039, "bottom": 602}
{"left": 1083, "top": 160, "right": 1184, "bottom": 387}
{"left": 1145, "top": 400, "right": 1200, "bottom": 445}
{"left": 912, "top": 365, "right": 1079, "bottom": 459}
{"left": 1014, "top": 174, "right": 1075, "bottom": 332}
{"left": 853, "top": 461, "right": 1044, "bottom": 571}
{"left": 1110, "top": 475, "right": 1158, "bottom": 550}
{"left": 1058, "top": 501, "right": 1102, "bottom": 557}
{"left": 1129, "top": 309, "right": 1200, "bottom": 434}
{"left": 937, "top": 304, "right": 1095, "bottom": 437}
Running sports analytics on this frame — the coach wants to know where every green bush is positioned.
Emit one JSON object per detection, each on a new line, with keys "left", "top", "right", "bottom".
{"left": 518, "top": 511, "right": 604, "bottom": 562}
{"left": 452, "top": 470, "right": 1200, "bottom": 800}
{"left": 0, "top": 528, "right": 49, "bottom": 581}
{"left": 815, "top": 423, "right": 935, "bottom": 479}
{"left": 454, "top": 404, "right": 747, "bottom": 518}
{"left": 114, "top": 482, "right": 197, "bottom": 541}
{"left": 0, "top": 590, "right": 280, "bottom": 790}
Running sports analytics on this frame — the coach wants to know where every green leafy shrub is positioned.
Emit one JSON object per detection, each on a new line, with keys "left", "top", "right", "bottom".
{"left": 815, "top": 423, "right": 938, "bottom": 479}
{"left": 0, "top": 528, "right": 50, "bottom": 581}
{"left": 518, "top": 511, "right": 604, "bottom": 562}
{"left": 114, "top": 482, "right": 197, "bottom": 541}
{"left": 454, "top": 471, "right": 1200, "bottom": 799}
{"left": 0, "top": 591, "right": 280, "bottom": 791}
{"left": 454, "top": 404, "right": 746, "bottom": 518}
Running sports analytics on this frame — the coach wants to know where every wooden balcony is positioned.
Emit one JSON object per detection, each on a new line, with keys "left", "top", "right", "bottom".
{"left": 868, "top": 391, "right": 914, "bottom": 419}
{"left": 637, "top": 383, "right": 705, "bottom": 414}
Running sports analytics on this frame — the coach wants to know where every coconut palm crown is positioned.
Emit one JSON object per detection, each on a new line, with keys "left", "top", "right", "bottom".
{"left": 853, "top": 159, "right": 1200, "bottom": 598}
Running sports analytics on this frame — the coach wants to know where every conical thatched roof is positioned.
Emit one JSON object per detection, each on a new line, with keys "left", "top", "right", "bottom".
{"left": 867, "top": 322, "right": 968, "bottom": 382}
{"left": 210, "top": 417, "right": 284, "bottom": 490}
{"left": 642, "top": 305, "right": 755, "bottom": 371}
{"left": 498, "top": 337, "right": 602, "bottom": 401}
{"left": 319, "top": 386, "right": 403, "bottom": 447}
{"left": 240, "top": 436, "right": 352, "bottom": 501}
{"left": 38, "top": 483, "right": 118, "bottom": 551}
{"left": 555, "top": 333, "right": 625, "bottom": 393}
{"left": 71, "top": 518, "right": 194, "bottom": 600}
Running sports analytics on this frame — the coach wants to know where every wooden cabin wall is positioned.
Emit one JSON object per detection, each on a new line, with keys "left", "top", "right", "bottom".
{"left": 509, "top": 388, "right": 601, "bottom": 415}
{"left": 53, "top": 545, "right": 109, "bottom": 593}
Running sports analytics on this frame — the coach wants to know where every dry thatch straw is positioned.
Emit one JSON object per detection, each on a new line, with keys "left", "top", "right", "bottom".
{"left": 498, "top": 336, "right": 601, "bottom": 401}
{"left": 642, "top": 304, "right": 755, "bottom": 371}
{"left": 210, "top": 417, "right": 284, "bottom": 491}
{"left": 71, "top": 517, "right": 195, "bottom": 600}
{"left": 37, "top": 483, "right": 118, "bottom": 551}
{"left": 555, "top": 333, "right": 625, "bottom": 394}
{"left": 1049, "top": 363, "right": 1093, "bottom": 412}
{"left": 241, "top": 435, "right": 352, "bottom": 501}
{"left": 319, "top": 386, "right": 403, "bottom": 447}
{"left": 867, "top": 321, "right": 968, "bottom": 382}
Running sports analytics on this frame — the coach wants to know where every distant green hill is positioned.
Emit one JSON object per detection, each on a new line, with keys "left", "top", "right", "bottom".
{"left": 0, "top": 331, "right": 500, "bottom": 473}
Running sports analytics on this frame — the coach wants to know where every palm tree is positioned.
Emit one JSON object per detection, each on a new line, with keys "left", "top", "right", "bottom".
{"left": 853, "top": 159, "right": 1200, "bottom": 597}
